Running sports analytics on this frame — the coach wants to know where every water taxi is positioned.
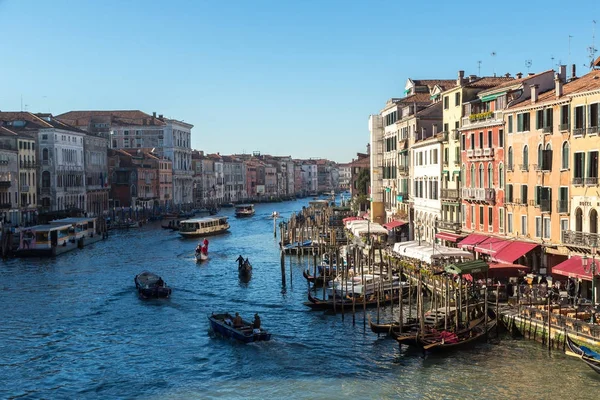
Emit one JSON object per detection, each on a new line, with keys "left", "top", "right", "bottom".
{"left": 234, "top": 204, "right": 255, "bottom": 217}
{"left": 179, "top": 216, "right": 230, "bottom": 238}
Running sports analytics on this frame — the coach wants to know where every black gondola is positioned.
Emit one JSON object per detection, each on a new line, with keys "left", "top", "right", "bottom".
{"left": 414, "top": 316, "right": 496, "bottom": 352}
{"left": 239, "top": 262, "right": 252, "bottom": 276}
{"left": 302, "top": 269, "right": 334, "bottom": 287}
{"left": 566, "top": 335, "right": 600, "bottom": 374}
{"left": 134, "top": 271, "right": 172, "bottom": 299}
{"left": 304, "top": 290, "right": 401, "bottom": 311}
{"left": 368, "top": 315, "right": 419, "bottom": 335}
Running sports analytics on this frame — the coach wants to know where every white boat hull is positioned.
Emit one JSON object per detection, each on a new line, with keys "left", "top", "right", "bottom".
{"left": 196, "top": 252, "right": 208, "bottom": 262}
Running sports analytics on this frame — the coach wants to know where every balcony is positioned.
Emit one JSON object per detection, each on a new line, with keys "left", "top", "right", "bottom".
{"left": 440, "top": 131, "right": 449, "bottom": 142}
{"left": 454, "top": 159, "right": 460, "bottom": 166}
{"left": 20, "top": 185, "right": 29, "bottom": 192}
{"left": 483, "top": 148, "right": 494, "bottom": 157}
{"left": 452, "top": 130, "right": 460, "bottom": 140}
{"left": 443, "top": 160, "right": 449, "bottom": 167}
{"left": 19, "top": 161, "right": 36, "bottom": 169}
{"left": 513, "top": 198, "right": 522, "bottom": 205}
{"left": 40, "top": 187, "right": 51, "bottom": 194}
{"left": 573, "top": 177, "right": 584, "bottom": 185}
{"left": 466, "top": 149, "right": 474, "bottom": 157}
{"left": 438, "top": 220, "right": 462, "bottom": 232}
{"left": 398, "top": 165, "right": 409, "bottom": 174}
{"left": 589, "top": 126, "right": 599, "bottom": 135}
{"left": 585, "top": 177, "right": 598, "bottom": 186}
{"left": 573, "top": 127, "right": 586, "bottom": 137}
{"left": 562, "top": 230, "right": 600, "bottom": 248}
{"left": 461, "top": 110, "right": 503, "bottom": 128}
{"left": 557, "top": 200, "right": 569, "bottom": 213}
{"left": 533, "top": 164, "right": 542, "bottom": 172}
{"left": 0, "top": 181, "right": 11, "bottom": 188}
{"left": 507, "top": 164, "right": 514, "bottom": 172}
{"left": 520, "top": 164, "right": 529, "bottom": 172}
{"left": 441, "top": 188, "right": 459, "bottom": 201}
{"left": 461, "top": 187, "right": 474, "bottom": 199}
{"left": 397, "top": 192, "right": 409, "bottom": 202}
{"left": 0, "top": 203, "right": 11, "bottom": 209}
{"left": 540, "top": 199, "right": 551, "bottom": 212}
{"left": 559, "top": 123, "right": 569, "bottom": 132}
{"left": 542, "top": 126, "right": 553, "bottom": 134}
{"left": 474, "top": 148, "right": 483, "bottom": 157}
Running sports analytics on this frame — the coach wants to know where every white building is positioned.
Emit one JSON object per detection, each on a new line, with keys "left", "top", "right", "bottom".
{"left": 163, "top": 119, "right": 193, "bottom": 205}
{"left": 300, "top": 163, "right": 318, "bottom": 194}
{"left": 338, "top": 163, "right": 351, "bottom": 190}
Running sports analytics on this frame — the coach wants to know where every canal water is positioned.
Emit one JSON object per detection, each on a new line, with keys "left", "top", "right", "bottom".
{"left": 1, "top": 199, "right": 600, "bottom": 399}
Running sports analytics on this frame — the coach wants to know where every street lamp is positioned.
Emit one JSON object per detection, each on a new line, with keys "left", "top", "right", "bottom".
{"left": 583, "top": 241, "right": 598, "bottom": 323}
{"left": 416, "top": 219, "right": 423, "bottom": 246}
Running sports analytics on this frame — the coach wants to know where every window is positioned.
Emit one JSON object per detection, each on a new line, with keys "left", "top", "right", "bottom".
{"left": 521, "top": 184, "right": 528, "bottom": 204}
{"left": 499, "top": 164, "right": 504, "bottom": 188}
{"left": 508, "top": 115, "right": 513, "bottom": 134}
{"left": 536, "top": 110, "right": 544, "bottom": 130}
{"left": 444, "top": 96, "right": 449, "bottom": 109}
{"left": 517, "top": 112, "right": 530, "bottom": 132}
{"left": 588, "top": 151, "right": 599, "bottom": 179}
{"left": 574, "top": 106, "right": 586, "bottom": 131}
{"left": 591, "top": 103, "right": 599, "bottom": 128}
{"left": 487, "top": 130, "right": 492, "bottom": 148}
{"left": 506, "top": 184, "right": 513, "bottom": 203}
{"left": 470, "top": 133, "right": 475, "bottom": 150}
{"left": 574, "top": 152, "right": 585, "bottom": 180}
{"left": 488, "top": 207, "right": 493, "bottom": 226}
{"left": 507, "top": 212, "right": 513, "bottom": 233}
{"left": 471, "top": 205, "right": 475, "bottom": 228}
{"left": 562, "top": 142, "right": 569, "bottom": 170}
{"left": 487, "top": 164, "right": 493, "bottom": 188}
{"left": 535, "top": 216, "right": 542, "bottom": 238}
{"left": 124, "top": 130, "right": 129, "bottom": 136}
{"left": 543, "top": 217, "right": 551, "bottom": 239}
{"left": 443, "top": 123, "right": 449, "bottom": 133}
{"left": 508, "top": 147, "right": 513, "bottom": 170}
{"left": 462, "top": 204, "right": 466, "bottom": 223}
{"left": 479, "top": 206, "right": 484, "bottom": 227}
{"left": 479, "top": 131, "right": 484, "bottom": 149}
{"left": 432, "top": 149, "right": 438, "bottom": 164}
{"left": 523, "top": 145, "right": 529, "bottom": 167}
{"left": 478, "top": 164, "right": 484, "bottom": 187}
{"left": 498, "top": 129, "right": 504, "bottom": 147}
{"left": 558, "top": 187, "right": 569, "bottom": 213}
{"left": 470, "top": 164, "right": 475, "bottom": 188}
{"left": 560, "top": 105, "right": 570, "bottom": 130}
{"left": 560, "top": 219, "right": 569, "bottom": 242}
{"left": 521, "top": 215, "right": 527, "bottom": 236}
{"left": 461, "top": 134, "right": 466, "bottom": 150}
{"left": 499, "top": 208, "right": 505, "bottom": 233}
{"left": 454, "top": 92, "right": 460, "bottom": 106}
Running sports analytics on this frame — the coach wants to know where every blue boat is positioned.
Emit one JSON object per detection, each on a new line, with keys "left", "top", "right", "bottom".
{"left": 208, "top": 313, "right": 271, "bottom": 343}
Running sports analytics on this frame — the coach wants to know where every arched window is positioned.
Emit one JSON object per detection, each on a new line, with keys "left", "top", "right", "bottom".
{"left": 470, "top": 164, "right": 475, "bottom": 188}
{"left": 523, "top": 145, "right": 529, "bottom": 169}
{"left": 487, "top": 163, "right": 493, "bottom": 188}
{"left": 576, "top": 208, "right": 583, "bottom": 232}
{"left": 537, "top": 144, "right": 543, "bottom": 166}
{"left": 591, "top": 209, "right": 598, "bottom": 234}
{"left": 498, "top": 163, "right": 504, "bottom": 189}
{"left": 562, "top": 141, "right": 569, "bottom": 169}
{"left": 478, "top": 163, "right": 484, "bottom": 188}
{"left": 508, "top": 147, "right": 513, "bottom": 170}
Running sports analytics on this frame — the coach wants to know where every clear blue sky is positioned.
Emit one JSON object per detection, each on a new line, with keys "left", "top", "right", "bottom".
{"left": 0, "top": 0, "right": 598, "bottom": 162}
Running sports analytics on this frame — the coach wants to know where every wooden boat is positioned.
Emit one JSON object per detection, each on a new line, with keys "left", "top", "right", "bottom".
{"left": 566, "top": 335, "right": 600, "bottom": 374}
{"left": 302, "top": 269, "right": 334, "bottom": 287}
{"left": 134, "top": 271, "right": 171, "bottom": 299}
{"left": 195, "top": 251, "right": 208, "bottom": 262}
{"left": 368, "top": 315, "right": 419, "bottom": 335}
{"left": 415, "top": 317, "right": 497, "bottom": 352}
{"left": 208, "top": 313, "right": 271, "bottom": 343}
{"left": 239, "top": 261, "right": 252, "bottom": 276}
{"left": 179, "top": 217, "right": 230, "bottom": 238}
{"left": 304, "top": 290, "right": 401, "bottom": 311}
{"left": 235, "top": 204, "right": 255, "bottom": 217}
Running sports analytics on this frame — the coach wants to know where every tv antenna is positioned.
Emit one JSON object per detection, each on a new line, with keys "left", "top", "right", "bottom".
{"left": 588, "top": 20, "right": 597, "bottom": 69}
{"left": 491, "top": 52, "right": 497, "bottom": 76}
{"left": 525, "top": 60, "right": 532, "bottom": 73}
{"left": 477, "top": 60, "right": 482, "bottom": 76}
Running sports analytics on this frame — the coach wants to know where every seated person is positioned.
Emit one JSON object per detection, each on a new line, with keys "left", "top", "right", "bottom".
{"left": 253, "top": 313, "right": 261, "bottom": 329}
{"left": 233, "top": 312, "right": 243, "bottom": 328}
{"left": 224, "top": 317, "right": 233, "bottom": 326}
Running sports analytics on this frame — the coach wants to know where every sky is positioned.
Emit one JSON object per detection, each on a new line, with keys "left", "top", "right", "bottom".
{"left": 0, "top": 0, "right": 599, "bottom": 163}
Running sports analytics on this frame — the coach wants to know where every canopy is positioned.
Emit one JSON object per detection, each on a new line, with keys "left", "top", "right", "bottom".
{"left": 435, "top": 232, "right": 464, "bottom": 243}
{"left": 473, "top": 237, "right": 510, "bottom": 255}
{"left": 352, "top": 223, "right": 388, "bottom": 236}
{"left": 342, "top": 216, "right": 363, "bottom": 224}
{"left": 445, "top": 259, "right": 489, "bottom": 275}
{"left": 458, "top": 233, "right": 489, "bottom": 250}
{"left": 393, "top": 241, "right": 474, "bottom": 264}
{"left": 551, "top": 256, "right": 593, "bottom": 281}
{"left": 383, "top": 220, "right": 405, "bottom": 230}
{"left": 492, "top": 241, "right": 539, "bottom": 263}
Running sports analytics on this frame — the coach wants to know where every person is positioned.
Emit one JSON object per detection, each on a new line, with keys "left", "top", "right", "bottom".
{"left": 244, "top": 258, "right": 249, "bottom": 267}
{"left": 253, "top": 313, "right": 261, "bottom": 329}
{"left": 236, "top": 255, "right": 244, "bottom": 268}
{"left": 233, "top": 312, "right": 243, "bottom": 328}
{"left": 196, "top": 243, "right": 202, "bottom": 254}
{"left": 156, "top": 277, "right": 164, "bottom": 287}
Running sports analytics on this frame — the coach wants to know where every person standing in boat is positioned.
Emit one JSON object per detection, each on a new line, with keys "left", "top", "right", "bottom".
{"left": 236, "top": 255, "right": 244, "bottom": 268}
{"left": 233, "top": 312, "right": 243, "bottom": 328}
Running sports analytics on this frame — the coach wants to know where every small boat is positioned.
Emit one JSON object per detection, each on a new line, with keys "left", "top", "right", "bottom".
{"left": 179, "top": 216, "right": 230, "bottom": 238}
{"left": 208, "top": 313, "right": 271, "bottom": 343}
{"left": 271, "top": 211, "right": 280, "bottom": 219}
{"left": 566, "top": 335, "right": 600, "bottom": 374}
{"left": 304, "top": 290, "right": 401, "bottom": 311}
{"left": 196, "top": 252, "right": 208, "bottom": 262}
{"left": 239, "top": 261, "right": 252, "bottom": 276}
{"left": 195, "top": 239, "right": 209, "bottom": 262}
{"left": 414, "top": 316, "right": 497, "bottom": 352}
{"left": 134, "top": 271, "right": 172, "bottom": 299}
{"left": 235, "top": 204, "right": 255, "bottom": 217}
{"left": 368, "top": 315, "right": 419, "bottom": 335}
{"left": 302, "top": 269, "right": 334, "bottom": 287}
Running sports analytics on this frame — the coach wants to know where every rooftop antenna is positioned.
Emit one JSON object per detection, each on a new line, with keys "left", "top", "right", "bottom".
{"left": 569, "top": 35, "right": 573, "bottom": 74}
{"left": 589, "top": 20, "right": 597, "bottom": 69}
{"left": 525, "top": 59, "right": 532, "bottom": 73}
{"left": 491, "top": 52, "right": 497, "bottom": 76}
{"left": 477, "top": 60, "right": 482, "bottom": 76}
{"left": 551, "top": 55, "right": 555, "bottom": 70}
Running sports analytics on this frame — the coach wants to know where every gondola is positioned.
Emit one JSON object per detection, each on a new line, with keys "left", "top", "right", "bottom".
{"left": 302, "top": 269, "right": 334, "bottom": 287}
{"left": 566, "top": 335, "right": 600, "bottom": 374}
{"left": 239, "top": 262, "right": 252, "bottom": 276}
{"left": 415, "top": 316, "right": 497, "bottom": 352}
{"left": 303, "top": 290, "right": 401, "bottom": 311}
{"left": 134, "top": 271, "right": 172, "bottom": 299}
{"left": 368, "top": 315, "right": 419, "bottom": 335}
{"left": 208, "top": 313, "right": 271, "bottom": 343}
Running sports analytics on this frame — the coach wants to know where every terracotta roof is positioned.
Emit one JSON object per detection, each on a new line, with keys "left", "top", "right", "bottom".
{"left": 416, "top": 101, "right": 442, "bottom": 117}
{"left": 412, "top": 79, "right": 456, "bottom": 91}
{"left": 348, "top": 156, "right": 370, "bottom": 168}
{"left": 465, "top": 76, "right": 515, "bottom": 88}
{"left": 593, "top": 55, "right": 600, "bottom": 68}
{"left": 480, "top": 70, "right": 553, "bottom": 93}
{"left": 0, "top": 111, "right": 85, "bottom": 134}
{"left": 0, "top": 126, "right": 18, "bottom": 136}
{"left": 56, "top": 110, "right": 166, "bottom": 127}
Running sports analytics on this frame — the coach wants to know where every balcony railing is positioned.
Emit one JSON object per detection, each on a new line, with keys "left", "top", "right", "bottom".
{"left": 443, "top": 160, "right": 449, "bottom": 167}
{"left": 573, "top": 177, "right": 584, "bottom": 185}
{"left": 557, "top": 200, "right": 569, "bottom": 213}
{"left": 562, "top": 230, "right": 600, "bottom": 248}
{"left": 474, "top": 148, "right": 483, "bottom": 157}
{"left": 520, "top": 164, "right": 529, "bottom": 172}
{"left": 0, "top": 181, "right": 11, "bottom": 188}
{"left": 452, "top": 130, "right": 460, "bottom": 140}
{"left": 438, "top": 220, "right": 462, "bottom": 232}
{"left": 585, "top": 177, "right": 598, "bottom": 186}
{"left": 397, "top": 192, "right": 409, "bottom": 202}
{"left": 19, "top": 161, "right": 37, "bottom": 169}
{"left": 441, "top": 131, "right": 449, "bottom": 142}
{"left": 559, "top": 123, "right": 569, "bottom": 131}
{"left": 533, "top": 164, "right": 542, "bottom": 172}
{"left": 540, "top": 199, "right": 551, "bottom": 212}
{"left": 573, "top": 127, "right": 586, "bottom": 136}
{"left": 466, "top": 149, "right": 474, "bottom": 157}
{"left": 542, "top": 126, "right": 553, "bottom": 134}
{"left": 472, "top": 187, "right": 495, "bottom": 202}
{"left": 589, "top": 126, "right": 599, "bottom": 135}
{"left": 20, "top": 185, "right": 29, "bottom": 192}
{"left": 398, "top": 165, "right": 409, "bottom": 174}
{"left": 454, "top": 159, "right": 460, "bottom": 166}
{"left": 0, "top": 203, "right": 11, "bottom": 209}
{"left": 483, "top": 148, "right": 494, "bottom": 156}
{"left": 462, "top": 187, "right": 474, "bottom": 199}
{"left": 441, "top": 188, "right": 459, "bottom": 201}
{"left": 507, "top": 164, "right": 514, "bottom": 172}
{"left": 461, "top": 110, "right": 503, "bottom": 127}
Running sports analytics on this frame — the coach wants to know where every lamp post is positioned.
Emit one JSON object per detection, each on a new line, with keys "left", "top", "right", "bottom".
{"left": 583, "top": 241, "right": 598, "bottom": 323}
{"left": 416, "top": 219, "right": 422, "bottom": 246}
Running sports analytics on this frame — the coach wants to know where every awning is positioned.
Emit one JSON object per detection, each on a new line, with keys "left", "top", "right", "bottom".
{"left": 489, "top": 262, "right": 531, "bottom": 273}
{"left": 458, "top": 233, "right": 489, "bottom": 250}
{"left": 480, "top": 91, "right": 506, "bottom": 102}
{"left": 343, "top": 216, "right": 362, "bottom": 224}
{"left": 445, "top": 259, "right": 489, "bottom": 275}
{"left": 492, "top": 241, "right": 539, "bottom": 263}
{"left": 383, "top": 220, "right": 405, "bottom": 230}
{"left": 435, "top": 232, "right": 464, "bottom": 243}
{"left": 473, "top": 237, "right": 510, "bottom": 255}
{"left": 552, "top": 256, "right": 593, "bottom": 281}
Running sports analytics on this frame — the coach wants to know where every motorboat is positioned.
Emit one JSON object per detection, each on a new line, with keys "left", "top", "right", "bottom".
{"left": 235, "top": 204, "right": 255, "bottom": 217}
{"left": 134, "top": 271, "right": 171, "bottom": 299}
{"left": 208, "top": 313, "right": 271, "bottom": 343}
{"left": 179, "top": 216, "right": 230, "bottom": 238}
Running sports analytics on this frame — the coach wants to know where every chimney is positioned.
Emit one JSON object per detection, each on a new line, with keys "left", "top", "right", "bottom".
{"left": 516, "top": 72, "right": 523, "bottom": 79}
{"left": 468, "top": 74, "right": 477, "bottom": 82}
{"left": 159, "top": 114, "right": 163, "bottom": 119}
{"left": 366, "top": 143, "right": 370, "bottom": 155}
{"left": 530, "top": 84, "right": 539, "bottom": 104}
{"left": 555, "top": 73, "right": 563, "bottom": 98}
{"left": 528, "top": 72, "right": 535, "bottom": 76}
{"left": 571, "top": 64, "right": 577, "bottom": 80}
{"left": 152, "top": 112, "right": 156, "bottom": 118}
{"left": 504, "top": 73, "right": 511, "bottom": 78}
{"left": 559, "top": 65, "right": 566, "bottom": 82}
{"left": 457, "top": 70, "right": 465, "bottom": 85}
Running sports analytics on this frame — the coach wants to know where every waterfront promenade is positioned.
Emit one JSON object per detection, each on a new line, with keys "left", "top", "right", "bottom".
{"left": 2, "top": 199, "right": 600, "bottom": 399}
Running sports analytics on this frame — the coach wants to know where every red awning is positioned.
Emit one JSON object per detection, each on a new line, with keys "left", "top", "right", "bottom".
{"left": 552, "top": 256, "right": 593, "bottom": 281}
{"left": 473, "top": 237, "right": 510, "bottom": 254}
{"left": 383, "top": 220, "right": 405, "bottom": 230}
{"left": 458, "top": 233, "right": 489, "bottom": 250}
{"left": 343, "top": 217, "right": 362, "bottom": 224}
{"left": 492, "top": 241, "right": 539, "bottom": 263}
{"left": 435, "top": 232, "right": 464, "bottom": 243}
{"left": 489, "top": 262, "right": 531, "bottom": 271}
